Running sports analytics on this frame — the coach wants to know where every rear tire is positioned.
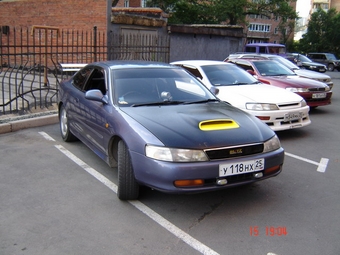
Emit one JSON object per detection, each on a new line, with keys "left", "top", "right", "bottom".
{"left": 59, "top": 105, "right": 77, "bottom": 142}
{"left": 117, "top": 140, "right": 140, "bottom": 200}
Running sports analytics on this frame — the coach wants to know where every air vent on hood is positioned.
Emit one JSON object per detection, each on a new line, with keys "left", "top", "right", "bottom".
{"left": 199, "top": 119, "right": 239, "bottom": 131}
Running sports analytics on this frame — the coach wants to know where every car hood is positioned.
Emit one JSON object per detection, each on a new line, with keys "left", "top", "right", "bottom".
{"left": 216, "top": 84, "right": 303, "bottom": 107}
{"left": 294, "top": 69, "right": 330, "bottom": 79}
{"left": 120, "top": 102, "right": 274, "bottom": 149}
{"left": 259, "top": 75, "right": 328, "bottom": 88}
{"left": 301, "top": 61, "right": 325, "bottom": 67}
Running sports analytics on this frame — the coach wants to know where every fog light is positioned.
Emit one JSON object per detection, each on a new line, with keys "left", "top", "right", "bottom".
{"left": 174, "top": 179, "right": 204, "bottom": 187}
{"left": 253, "top": 172, "right": 263, "bottom": 178}
{"left": 216, "top": 178, "right": 228, "bottom": 185}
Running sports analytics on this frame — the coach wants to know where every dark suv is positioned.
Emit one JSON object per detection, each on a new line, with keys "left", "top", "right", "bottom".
{"left": 307, "top": 53, "right": 340, "bottom": 71}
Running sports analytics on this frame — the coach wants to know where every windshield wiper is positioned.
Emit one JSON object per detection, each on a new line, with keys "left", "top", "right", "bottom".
{"left": 272, "top": 74, "right": 289, "bottom": 76}
{"left": 132, "top": 100, "right": 184, "bottom": 107}
{"left": 232, "top": 82, "right": 251, "bottom": 85}
{"left": 183, "top": 99, "right": 219, "bottom": 105}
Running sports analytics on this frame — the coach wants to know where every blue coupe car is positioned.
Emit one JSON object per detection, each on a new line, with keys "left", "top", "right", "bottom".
{"left": 58, "top": 61, "right": 284, "bottom": 200}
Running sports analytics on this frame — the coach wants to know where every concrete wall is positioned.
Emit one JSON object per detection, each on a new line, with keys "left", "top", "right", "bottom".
{"left": 169, "top": 32, "right": 243, "bottom": 62}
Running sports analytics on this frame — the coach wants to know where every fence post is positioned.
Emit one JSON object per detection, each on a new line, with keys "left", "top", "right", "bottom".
{"left": 93, "top": 26, "right": 97, "bottom": 62}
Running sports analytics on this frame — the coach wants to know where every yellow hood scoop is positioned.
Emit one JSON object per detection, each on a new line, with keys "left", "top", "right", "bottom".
{"left": 199, "top": 119, "right": 239, "bottom": 131}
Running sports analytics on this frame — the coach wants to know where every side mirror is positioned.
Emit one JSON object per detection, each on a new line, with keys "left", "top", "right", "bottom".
{"left": 247, "top": 70, "right": 256, "bottom": 75}
{"left": 85, "top": 89, "right": 108, "bottom": 104}
{"left": 210, "top": 86, "right": 219, "bottom": 96}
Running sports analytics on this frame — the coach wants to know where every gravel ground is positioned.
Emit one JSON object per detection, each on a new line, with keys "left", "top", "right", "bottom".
{"left": 0, "top": 105, "right": 58, "bottom": 124}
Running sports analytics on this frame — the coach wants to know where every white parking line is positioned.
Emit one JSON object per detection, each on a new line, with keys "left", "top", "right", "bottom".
{"left": 54, "top": 144, "right": 220, "bottom": 255}
{"left": 38, "top": 131, "right": 56, "bottom": 141}
{"left": 285, "top": 152, "right": 329, "bottom": 173}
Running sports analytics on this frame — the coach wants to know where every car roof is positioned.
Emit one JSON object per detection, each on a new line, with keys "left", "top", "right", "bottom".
{"left": 87, "top": 60, "right": 177, "bottom": 70}
{"left": 245, "top": 43, "right": 285, "bottom": 47}
{"left": 229, "top": 58, "right": 276, "bottom": 63}
{"left": 171, "top": 60, "right": 232, "bottom": 66}
{"left": 227, "top": 53, "right": 283, "bottom": 60}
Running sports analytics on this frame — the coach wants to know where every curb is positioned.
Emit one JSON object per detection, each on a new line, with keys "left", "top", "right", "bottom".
{"left": 0, "top": 114, "right": 59, "bottom": 134}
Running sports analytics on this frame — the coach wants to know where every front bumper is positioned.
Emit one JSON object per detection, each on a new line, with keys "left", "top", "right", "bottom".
{"left": 246, "top": 106, "right": 311, "bottom": 131}
{"left": 130, "top": 147, "right": 285, "bottom": 193}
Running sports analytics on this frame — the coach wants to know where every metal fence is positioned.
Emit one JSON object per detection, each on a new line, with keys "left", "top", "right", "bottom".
{"left": 0, "top": 26, "right": 170, "bottom": 115}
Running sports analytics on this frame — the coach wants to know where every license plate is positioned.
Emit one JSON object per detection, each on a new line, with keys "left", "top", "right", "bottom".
{"left": 219, "top": 158, "right": 265, "bottom": 177}
{"left": 284, "top": 112, "right": 302, "bottom": 121}
{"left": 312, "top": 92, "right": 326, "bottom": 99}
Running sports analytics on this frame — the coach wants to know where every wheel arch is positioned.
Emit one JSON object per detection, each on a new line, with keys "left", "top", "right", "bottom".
{"left": 108, "top": 135, "right": 121, "bottom": 167}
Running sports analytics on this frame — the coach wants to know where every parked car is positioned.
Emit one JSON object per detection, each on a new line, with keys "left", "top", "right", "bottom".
{"left": 226, "top": 53, "right": 333, "bottom": 89}
{"left": 226, "top": 58, "right": 332, "bottom": 108}
{"left": 58, "top": 60, "right": 284, "bottom": 200}
{"left": 306, "top": 53, "right": 340, "bottom": 71}
{"left": 171, "top": 60, "right": 311, "bottom": 131}
{"left": 285, "top": 53, "right": 327, "bottom": 73}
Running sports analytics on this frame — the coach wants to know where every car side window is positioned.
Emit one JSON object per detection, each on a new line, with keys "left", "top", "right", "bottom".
{"left": 234, "top": 62, "right": 254, "bottom": 72}
{"left": 181, "top": 66, "right": 203, "bottom": 79}
{"left": 245, "top": 46, "right": 256, "bottom": 53}
{"left": 83, "top": 68, "right": 107, "bottom": 95}
{"left": 259, "top": 46, "right": 266, "bottom": 53}
{"left": 73, "top": 67, "right": 92, "bottom": 91}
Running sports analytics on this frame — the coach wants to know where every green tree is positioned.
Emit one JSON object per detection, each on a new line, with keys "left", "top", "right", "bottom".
{"left": 147, "top": 0, "right": 297, "bottom": 26}
{"left": 299, "top": 8, "right": 340, "bottom": 55}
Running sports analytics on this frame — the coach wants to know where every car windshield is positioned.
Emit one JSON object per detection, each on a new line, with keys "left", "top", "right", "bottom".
{"left": 271, "top": 56, "right": 299, "bottom": 70}
{"left": 201, "top": 64, "right": 259, "bottom": 86}
{"left": 253, "top": 60, "right": 296, "bottom": 76}
{"left": 112, "top": 68, "right": 216, "bottom": 107}
{"left": 296, "top": 55, "right": 312, "bottom": 63}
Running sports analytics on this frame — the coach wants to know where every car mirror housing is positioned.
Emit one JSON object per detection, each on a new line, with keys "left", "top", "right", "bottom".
{"left": 247, "top": 70, "right": 256, "bottom": 75}
{"left": 85, "top": 89, "right": 108, "bottom": 104}
{"left": 210, "top": 86, "right": 219, "bottom": 95}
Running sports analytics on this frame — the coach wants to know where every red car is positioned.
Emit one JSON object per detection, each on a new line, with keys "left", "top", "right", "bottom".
{"left": 226, "top": 58, "right": 332, "bottom": 108}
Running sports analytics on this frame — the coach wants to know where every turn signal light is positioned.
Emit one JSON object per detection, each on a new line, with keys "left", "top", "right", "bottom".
{"left": 256, "top": 116, "right": 270, "bottom": 120}
{"left": 174, "top": 179, "right": 204, "bottom": 187}
{"left": 264, "top": 165, "right": 281, "bottom": 175}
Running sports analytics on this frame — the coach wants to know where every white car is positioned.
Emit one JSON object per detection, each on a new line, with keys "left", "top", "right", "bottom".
{"left": 171, "top": 60, "right": 311, "bottom": 131}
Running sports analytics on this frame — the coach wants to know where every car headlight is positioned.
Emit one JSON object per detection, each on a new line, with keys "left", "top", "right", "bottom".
{"left": 301, "top": 99, "right": 307, "bottom": 107}
{"left": 145, "top": 145, "right": 208, "bottom": 162}
{"left": 286, "top": 87, "right": 309, "bottom": 93}
{"left": 325, "top": 85, "right": 330, "bottom": 91}
{"left": 246, "top": 103, "right": 279, "bottom": 111}
{"left": 263, "top": 135, "right": 281, "bottom": 153}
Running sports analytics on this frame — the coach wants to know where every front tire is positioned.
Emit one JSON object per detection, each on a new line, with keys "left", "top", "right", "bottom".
{"left": 117, "top": 140, "right": 140, "bottom": 200}
{"left": 59, "top": 105, "right": 77, "bottom": 142}
{"left": 328, "top": 63, "right": 335, "bottom": 71}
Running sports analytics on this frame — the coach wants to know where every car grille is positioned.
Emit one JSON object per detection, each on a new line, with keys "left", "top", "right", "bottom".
{"left": 205, "top": 143, "right": 263, "bottom": 160}
{"left": 308, "top": 87, "right": 327, "bottom": 92}
{"left": 277, "top": 102, "right": 300, "bottom": 108}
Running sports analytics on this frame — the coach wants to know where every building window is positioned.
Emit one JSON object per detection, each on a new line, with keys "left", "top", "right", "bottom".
{"left": 248, "top": 23, "right": 271, "bottom": 32}
{"left": 248, "top": 39, "right": 266, "bottom": 43}
{"left": 124, "top": 0, "right": 129, "bottom": 7}
{"left": 274, "top": 27, "right": 279, "bottom": 34}
{"left": 141, "top": 0, "right": 146, "bottom": 7}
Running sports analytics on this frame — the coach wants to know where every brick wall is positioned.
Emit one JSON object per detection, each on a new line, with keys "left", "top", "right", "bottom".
{"left": 0, "top": 0, "right": 108, "bottom": 31}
